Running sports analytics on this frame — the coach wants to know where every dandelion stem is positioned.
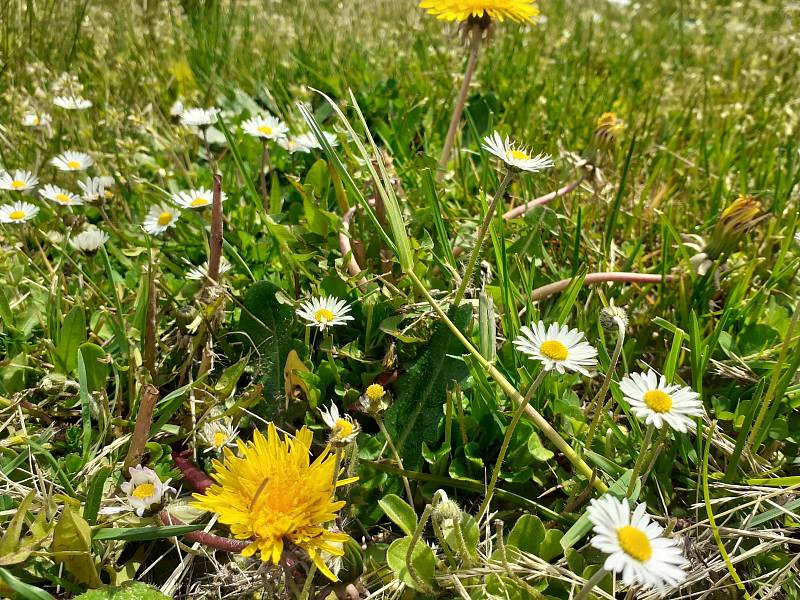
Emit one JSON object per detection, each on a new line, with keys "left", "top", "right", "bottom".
{"left": 478, "top": 368, "right": 547, "bottom": 520}
{"left": 585, "top": 318, "right": 626, "bottom": 448}
{"left": 207, "top": 173, "right": 224, "bottom": 284}
{"left": 453, "top": 169, "right": 514, "bottom": 306}
{"left": 626, "top": 423, "right": 655, "bottom": 497}
{"left": 438, "top": 25, "right": 482, "bottom": 175}
{"left": 375, "top": 414, "right": 415, "bottom": 506}
{"left": 298, "top": 563, "right": 317, "bottom": 600}
{"left": 407, "top": 270, "right": 608, "bottom": 494}
{"left": 574, "top": 567, "right": 608, "bottom": 600}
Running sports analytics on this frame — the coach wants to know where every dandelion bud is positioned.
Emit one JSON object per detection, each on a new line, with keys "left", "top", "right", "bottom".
{"left": 705, "top": 196, "right": 763, "bottom": 260}
{"left": 600, "top": 305, "right": 628, "bottom": 332}
{"left": 594, "top": 112, "right": 626, "bottom": 147}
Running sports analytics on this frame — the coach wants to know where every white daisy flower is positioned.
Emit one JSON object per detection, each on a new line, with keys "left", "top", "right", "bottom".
{"left": 513, "top": 321, "right": 598, "bottom": 376}
{"left": 40, "top": 184, "right": 82, "bottom": 206}
{"left": 143, "top": 203, "right": 180, "bottom": 235}
{"left": 198, "top": 417, "right": 239, "bottom": 453}
{"left": 241, "top": 114, "right": 289, "bottom": 141}
{"left": 794, "top": 232, "right": 800, "bottom": 245}
{"left": 295, "top": 131, "right": 338, "bottom": 150}
{"left": 482, "top": 131, "right": 554, "bottom": 173}
{"left": 0, "top": 201, "right": 39, "bottom": 224}
{"left": 619, "top": 370, "right": 704, "bottom": 433}
{"left": 169, "top": 99, "right": 185, "bottom": 117}
{"left": 78, "top": 176, "right": 114, "bottom": 202}
{"left": 179, "top": 107, "right": 218, "bottom": 127}
{"left": 170, "top": 187, "right": 227, "bottom": 210}
{"left": 0, "top": 170, "right": 39, "bottom": 192}
{"left": 319, "top": 403, "right": 360, "bottom": 445}
{"left": 186, "top": 257, "right": 232, "bottom": 281}
{"left": 22, "top": 112, "right": 52, "bottom": 127}
{"left": 50, "top": 151, "right": 93, "bottom": 172}
{"left": 296, "top": 296, "right": 354, "bottom": 331}
{"left": 53, "top": 95, "right": 92, "bottom": 110}
{"left": 278, "top": 136, "right": 313, "bottom": 154}
{"left": 587, "top": 495, "right": 687, "bottom": 596}
{"left": 69, "top": 226, "right": 109, "bottom": 253}
{"left": 120, "top": 465, "right": 175, "bottom": 517}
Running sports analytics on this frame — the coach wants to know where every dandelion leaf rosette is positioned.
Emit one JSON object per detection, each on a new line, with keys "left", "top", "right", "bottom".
{"left": 384, "top": 304, "right": 472, "bottom": 469}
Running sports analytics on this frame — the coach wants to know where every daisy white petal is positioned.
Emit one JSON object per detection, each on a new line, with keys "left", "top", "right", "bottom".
{"left": 120, "top": 465, "right": 174, "bottom": 517}
{"left": 278, "top": 135, "right": 313, "bottom": 154}
{"left": 587, "top": 495, "right": 687, "bottom": 596}
{"left": 619, "top": 370, "right": 704, "bottom": 432}
{"left": 0, "top": 201, "right": 39, "bottom": 223}
{"left": 78, "top": 176, "right": 114, "bottom": 202}
{"left": 513, "top": 321, "right": 597, "bottom": 375}
{"left": 296, "top": 296, "right": 354, "bottom": 331}
{"left": 51, "top": 151, "right": 93, "bottom": 172}
{"left": 170, "top": 187, "right": 226, "bottom": 209}
{"left": 53, "top": 95, "right": 92, "bottom": 110}
{"left": 69, "top": 226, "right": 109, "bottom": 253}
{"left": 319, "top": 403, "right": 359, "bottom": 446}
{"left": 0, "top": 170, "right": 39, "bottom": 192}
{"left": 241, "top": 114, "right": 289, "bottom": 141}
{"left": 179, "top": 107, "right": 218, "bottom": 127}
{"left": 40, "top": 184, "right": 82, "bottom": 206}
{"left": 186, "top": 257, "right": 232, "bottom": 280}
{"left": 22, "top": 112, "right": 52, "bottom": 127}
{"left": 143, "top": 203, "right": 180, "bottom": 236}
{"left": 198, "top": 417, "right": 239, "bottom": 453}
{"left": 481, "top": 131, "right": 554, "bottom": 173}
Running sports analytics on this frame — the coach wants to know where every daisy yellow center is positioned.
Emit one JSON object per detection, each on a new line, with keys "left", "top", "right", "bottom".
{"left": 190, "top": 197, "right": 209, "bottom": 207}
{"left": 31, "top": 117, "right": 40, "bottom": 125}
{"left": 66, "top": 160, "right": 81, "bottom": 169}
{"left": 157, "top": 211, "right": 173, "bottom": 226}
{"left": 213, "top": 431, "right": 228, "bottom": 449}
{"left": 258, "top": 125, "right": 273, "bottom": 135}
{"left": 192, "top": 425, "right": 354, "bottom": 582}
{"left": 333, "top": 418, "right": 355, "bottom": 440}
{"left": 314, "top": 308, "right": 335, "bottom": 323}
{"left": 643, "top": 389, "right": 672, "bottom": 413}
{"left": 540, "top": 340, "right": 568, "bottom": 361}
{"left": 507, "top": 149, "right": 530, "bottom": 161}
{"left": 8, "top": 210, "right": 26, "bottom": 220}
{"left": 617, "top": 525, "right": 652, "bottom": 562}
{"left": 366, "top": 384, "right": 385, "bottom": 401}
{"left": 11, "top": 180, "right": 26, "bottom": 189}
{"left": 56, "top": 193, "right": 71, "bottom": 204}
{"left": 132, "top": 483, "right": 155, "bottom": 499}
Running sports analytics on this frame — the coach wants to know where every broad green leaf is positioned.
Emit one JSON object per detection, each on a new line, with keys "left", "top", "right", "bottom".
{"left": 386, "top": 536, "right": 436, "bottom": 592}
{"left": 52, "top": 505, "right": 102, "bottom": 588}
{"left": 0, "top": 490, "right": 36, "bottom": 556}
{"left": 78, "top": 343, "right": 109, "bottom": 393}
{"left": 92, "top": 524, "right": 206, "bottom": 541}
{"left": 73, "top": 582, "right": 170, "bottom": 599}
{"left": 54, "top": 306, "right": 86, "bottom": 374}
{"left": 0, "top": 568, "right": 56, "bottom": 600}
{"left": 507, "top": 514, "right": 545, "bottom": 555}
{"left": 378, "top": 494, "right": 417, "bottom": 537}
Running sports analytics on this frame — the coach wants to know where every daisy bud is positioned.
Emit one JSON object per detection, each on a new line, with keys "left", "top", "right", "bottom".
{"left": 600, "top": 305, "right": 628, "bottom": 332}
{"left": 705, "top": 196, "right": 764, "bottom": 260}
{"left": 432, "top": 491, "right": 462, "bottom": 524}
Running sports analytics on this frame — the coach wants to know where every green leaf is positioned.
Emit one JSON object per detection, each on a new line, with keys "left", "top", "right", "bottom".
{"left": 237, "top": 281, "right": 296, "bottom": 401}
{"left": 83, "top": 468, "right": 111, "bottom": 526}
{"left": 538, "top": 528, "right": 564, "bottom": 561}
{"left": 384, "top": 304, "right": 472, "bottom": 469}
{"left": 507, "top": 514, "right": 545, "bottom": 555}
{"left": 73, "top": 582, "right": 171, "bottom": 599}
{"left": 78, "top": 343, "right": 109, "bottom": 392}
{"left": 0, "top": 490, "right": 36, "bottom": 563}
{"left": 386, "top": 536, "right": 436, "bottom": 592}
{"left": 378, "top": 494, "right": 417, "bottom": 537}
{"left": 54, "top": 306, "right": 86, "bottom": 374}
{"left": 92, "top": 524, "right": 206, "bottom": 541}
{"left": 52, "top": 505, "right": 102, "bottom": 588}
{"left": 0, "top": 568, "right": 56, "bottom": 600}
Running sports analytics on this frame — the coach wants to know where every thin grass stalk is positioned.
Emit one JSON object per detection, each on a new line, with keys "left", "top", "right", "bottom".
{"left": 626, "top": 423, "right": 655, "bottom": 497}
{"left": 453, "top": 169, "right": 514, "bottom": 305}
{"left": 585, "top": 318, "right": 626, "bottom": 448}
{"left": 574, "top": 567, "right": 608, "bottom": 600}
{"left": 207, "top": 173, "right": 224, "bottom": 283}
{"left": 375, "top": 414, "right": 415, "bottom": 506}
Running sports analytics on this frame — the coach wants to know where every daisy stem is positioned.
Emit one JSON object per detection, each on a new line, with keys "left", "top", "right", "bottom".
{"left": 406, "top": 503, "right": 436, "bottom": 594}
{"left": 478, "top": 368, "right": 547, "bottom": 520}
{"left": 259, "top": 140, "right": 270, "bottom": 212}
{"left": 375, "top": 415, "right": 415, "bottom": 507}
{"left": 626, "top": 422, "right": 655, "bottom": 498}
{"left": 584, "top": 318, "right": 626, "bottom": 449}
{"left": 453, "top": 169, "right": 514, "bottom": 306}
{"left": 574, "top": 567, "right": 608, "bottom": 600}
{"left": 438, "top": 24, "right": 482, "bottom": 176}
{"left": 407, "top": 270, "right": 608, "bottom": 494}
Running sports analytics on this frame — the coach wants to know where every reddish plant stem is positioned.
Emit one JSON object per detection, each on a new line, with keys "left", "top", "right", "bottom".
{"left": 339, "top": 205, "right": 369, "bottom": 291}
{"left": 502, "top": 176, "right": 585, "bottom": 221}
{"left": 207, "top": 173, "right": 224, "bottom": 283}
{"left": 531, "top": 272, "right": 672, "bottom": 301}
{"left": 173, "top": 450, "right": 214, "bottom": 493}
{"left": 158, "top": 510, "right": 248, "bottom": 553}
{"left": 122, "top": 385, "right": 160, "bottom": 474}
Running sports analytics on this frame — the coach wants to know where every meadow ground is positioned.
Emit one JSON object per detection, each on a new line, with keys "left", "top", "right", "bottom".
{"left": 1, "top": 0, "right": 799, "bottom": 598}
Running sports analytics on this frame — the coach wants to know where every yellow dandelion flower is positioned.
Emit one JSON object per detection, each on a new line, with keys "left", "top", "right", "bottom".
{"left": 594, "top": 112, "right": 626, "bottom": 145}
{"left": 419, "top": 0, "right": 540, "bottom": 23}
{"left": 192, "top": 424, "right": 356, "bottom": 581}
